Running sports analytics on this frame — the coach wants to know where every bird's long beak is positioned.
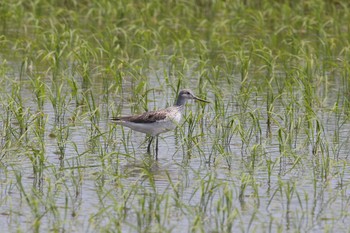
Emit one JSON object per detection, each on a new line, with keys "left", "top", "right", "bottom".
{"left": 193, "top": 96, "right": 210, "bottom": 103}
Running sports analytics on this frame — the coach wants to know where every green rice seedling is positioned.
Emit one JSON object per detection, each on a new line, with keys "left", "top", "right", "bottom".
{"left": 0, "top": 64, "right": 24, "bottom": 157}
{"left": 249, "top": 111, "right": 263, "bottom": 147}
{"left": 237, "top": 50, "right": 252, "bottom": 84}
{"left": 55, "top": 123, "right": 70, "bottom": 160}
{"left": 7, "top": 70, "right": 28, "bottom": 138}
{"left": 303, "top": 117, "right": 325, "bottom": 158}
{"left": 218, "top": 116, "right": 233, "bottom": 155}
{"left": 22, "top": 110, "right": 48, "bottom": 179}
{"left": 197, "top": 173, "right": 220, "bottom": 215}
{"left": 208, "top": 95, "right": 234, "bottom": 164}
{"left": 238, "top": 172, "right": 252, "bottom": 205}
{"left": 277, "top": 128, "right": 288, "bottom": 156}
{"left": 27, "top": 76, "right": 47, "bottom": 157}
{"left": 266, "top": 88, "right": 274, "bottom": 139}
{"left": 49, "top": 89, "right": 70, "bottom": 158}
{"left": 190, "top": 214, "right": 206, "bottom": 233}
{"left": 73, "top": 60, "right": 94, "bottom": 98}
{"left": 99, "top": 64, "right": 123, "bottom": 118}
{"left": 164, "top": 59, "right": 188, "bottom": 93}
{"left": 330, "top": 97, "right": 345, "bottom": 151}
{"left": 202, "top": 88, "right": 227, "bottom": 163}
{"left": 213, "top": 142, "right": 232, "bottom": 169}
{"left": 279, "top": 80, "right": 303, "bottom": 151}
{"left": 181, "top": 112, "right": 194, "bottom": 158}
{"left": 58, "top": 165, "right": 84, "bottom": 218}
{"left": 0, "top": 105, "right": 12, "bottom": 159}
{"left": 80, "top": 83, "right": 102, "bottom": 155}
{"left": 254, "top": 44, "right": 278, "bottom": 137}
{"left": 214, "top": 183, "right": 239, "bottom": 233}
{"left": 165, "top": 170, "right": 184, "bottom": 209}
{"left": 296, "top": 61, "right": 325, "bottom": 156}
{"left": 134, "top": 190, "right": 170, "bottom": 233}
{"left": 47, "top": 79, "right": 66, "bottom": 124}
{"left": 315, "top": 139, "right": 332, "bottom": 181}
{"left": 14, "top": 170, "right": 43, "bottom": 233}
{"left": 27, "top": 147, "right": 45, "bottom": 186}
{"left": 66, "top": 74, "right": 80, "bottom": 109}
{"left": 336, "top": 161, "right": 346, "bottom": 188}
{"left": 38, "top": 32, "right": 67, "bottom": 80}
{"left": 29, "top": 75, "right": 46, "bottom": 113}
{"left": 44, "top": 75, "right": 72, "bottom": 158}
{"left": 248, "top": 144, "right": 265, "bottom": 173}
{"left": 284, "top": 180, "right": 295, "bottom": 209}
{"left": 113, "top": 124, "right": 137, "bottom": 157}
{"left": 275, "top": 180, "right": 299, "bottom": 229}
{"left": 265, "top": 157, "right": 275, "bottom": 191}
{"left": 233, "top": 110, "right": 262, "bottom": 158}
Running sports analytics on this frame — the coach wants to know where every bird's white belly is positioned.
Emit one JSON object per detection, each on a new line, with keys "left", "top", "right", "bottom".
{"left": 119, "top": 119, "right": 179, "bottom": 136}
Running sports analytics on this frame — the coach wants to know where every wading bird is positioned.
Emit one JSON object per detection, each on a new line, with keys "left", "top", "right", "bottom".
{"left": 111, "top": 89, "right": 209, "bottom": 159}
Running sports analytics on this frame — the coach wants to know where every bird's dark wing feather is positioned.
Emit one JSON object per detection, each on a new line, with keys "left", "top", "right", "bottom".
{"left": 111, "top": 110, "right": 167, "bottom": 123}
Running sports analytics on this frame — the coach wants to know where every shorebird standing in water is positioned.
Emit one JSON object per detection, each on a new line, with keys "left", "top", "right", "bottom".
{"left": 111, "top": 89, "right": 209, "bottom": 159}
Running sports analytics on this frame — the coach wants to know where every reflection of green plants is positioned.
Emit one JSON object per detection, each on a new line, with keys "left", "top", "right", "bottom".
{"left": 215, "top": 183, "right": 239, "bottom": 233}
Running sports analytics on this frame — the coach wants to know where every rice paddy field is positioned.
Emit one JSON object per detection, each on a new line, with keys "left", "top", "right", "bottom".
{"left": 1, "top": 0, "right": 350, "bottom": 232}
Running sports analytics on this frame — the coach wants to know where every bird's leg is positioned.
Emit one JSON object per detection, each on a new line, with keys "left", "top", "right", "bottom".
{"left": 155, "top": 136, "right": 159, "bottom": 160}
{"left": 147, "top": 136, "right": 153, "bottom": 153}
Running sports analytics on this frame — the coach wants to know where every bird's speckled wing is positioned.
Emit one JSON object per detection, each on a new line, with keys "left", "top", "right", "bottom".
{"left": 111, "top": 110, "right": 167, "bottom": 123}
